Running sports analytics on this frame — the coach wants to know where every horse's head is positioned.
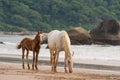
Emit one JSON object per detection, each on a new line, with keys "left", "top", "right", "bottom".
{"left": 67, "top": 51, "right": 74, "bottom": 73}
{"left": 36, "top": 31, "right": 43, "bottom": 44}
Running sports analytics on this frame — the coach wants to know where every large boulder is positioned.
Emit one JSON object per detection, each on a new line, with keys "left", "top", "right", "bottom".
{"left": 0, "top": 41, "right": 4, "bottom": 44}
{"left": 90, "top": 19, "right": 120, "bottom": 45}
{"left": 67, "top": 27, "right": 92, "bottom": 45}
{"left": 42, "top": 33, "right": 48, "bottom": 44}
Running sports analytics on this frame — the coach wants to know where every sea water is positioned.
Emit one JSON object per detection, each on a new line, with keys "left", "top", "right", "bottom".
{"left": 0, "top": 35, "right": 120, "bottom": 61}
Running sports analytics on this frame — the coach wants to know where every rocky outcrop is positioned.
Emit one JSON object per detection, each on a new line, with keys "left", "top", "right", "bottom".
{"left": 0, "top": 41, "right": 4, "bottom": 44}
{"left": 42, "top": 33, "right": 48, "bottom": 44}
{"left": 67, "top": 27, "right": 92, "bottom": 45}
{"left": 90, "top": 19, "right": 120, "bottom": 45}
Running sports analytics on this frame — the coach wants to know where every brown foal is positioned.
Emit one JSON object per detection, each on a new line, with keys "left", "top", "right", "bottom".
{"left": 17, "top": 31, "right": 43, "bottom": 70}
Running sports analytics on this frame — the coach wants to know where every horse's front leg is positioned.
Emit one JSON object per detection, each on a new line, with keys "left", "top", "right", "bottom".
{"left": 35, "top": 51, "right": 39, "bottom": 70}
{"left": 32, "top": 52, "right": 35, "bottom": 70}
{"left": 64, "top": 54, "right": 68, "bottom": 73}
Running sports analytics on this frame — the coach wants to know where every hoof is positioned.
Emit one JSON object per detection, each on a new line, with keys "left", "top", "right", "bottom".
{"left": 65, "top": 70, "right": 68, "bottom": 73}
{"left": 22, "top": 66, "right": 25, "bottom": 69}
{"left": 36, "top": 67, "right": 38, "bottom": 70}
{"left": 35, "top": 66, "right": 38, "bottom": 70}
{"left": 28, "top": 67, "right": 30, "bottom": 70}
{"left": 32, "top": 67, "right": 34, "bottom": 70}
{"left": 22, "top": 65, "right": 25, "bottom": 69}
{"left": 69, "top": 70, "right": 73, "bottom": 73}
{"left": 51, "top": 69, "right": 53, "bottom": 72}
{"left": 27, "top": 65, "right": 30, "bottom": 70}
{"left": 54, "top": 69, "right": 57, "bottom": 72}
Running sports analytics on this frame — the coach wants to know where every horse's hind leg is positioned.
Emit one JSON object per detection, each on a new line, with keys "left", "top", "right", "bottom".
{"left": 50, "top": 50, "right": 55, "bottom": 72}
{"left": 26, "top": 50, "right": 30, "bottom": 69}
{"left": 54, "top": 50, "right": 59, "bottom": 72}
{"left": 22, "top": 48, "right": 25, "bottom": 69}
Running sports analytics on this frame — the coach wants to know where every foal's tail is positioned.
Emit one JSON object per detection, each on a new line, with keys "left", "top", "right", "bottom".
{"left": 17, "top": 44, "right": 21, "bottom": 49}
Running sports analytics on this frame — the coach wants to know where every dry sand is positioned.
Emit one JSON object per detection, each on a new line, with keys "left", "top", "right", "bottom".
{"left": 0, "top": 62, "right": 120, "bottom": 80}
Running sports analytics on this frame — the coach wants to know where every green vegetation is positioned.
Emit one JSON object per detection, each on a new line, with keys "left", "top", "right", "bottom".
{"left": 0, "top": 0, "right": 120, "bottom": 32}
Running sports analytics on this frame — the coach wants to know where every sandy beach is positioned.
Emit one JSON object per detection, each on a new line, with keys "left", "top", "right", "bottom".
{"left": 0, "top": 55, "right": 120, "bottom": 80}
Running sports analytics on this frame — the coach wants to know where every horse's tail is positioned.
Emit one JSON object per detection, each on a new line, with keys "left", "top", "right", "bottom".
{"left": 17, "top": 44, "right": 21, "bottom": 49}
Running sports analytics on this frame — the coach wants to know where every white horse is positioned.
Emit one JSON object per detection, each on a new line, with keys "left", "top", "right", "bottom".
{"left": 48, "top": 30, "right": 73, "bottom": 73}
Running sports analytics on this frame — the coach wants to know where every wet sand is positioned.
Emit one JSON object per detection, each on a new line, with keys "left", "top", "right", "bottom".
{"left": 0, "top": 62, "right": 120, "bottom": 80}
{"left": 0, "top": 55, "right": 120, "bottom": 80}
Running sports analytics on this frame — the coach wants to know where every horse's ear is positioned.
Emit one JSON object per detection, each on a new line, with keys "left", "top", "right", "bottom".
{"left": 38, "top": 31, "right": 43, "bottom": 34}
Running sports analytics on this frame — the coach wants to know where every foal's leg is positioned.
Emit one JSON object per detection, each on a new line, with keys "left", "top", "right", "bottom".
{"left": 22, "top": 48, "right": 25, "bottom": 69}
{"left": 32, "top": 52, "right": 35, "bottom": 70}
{"left": 26, "top": 50, "right": 30, "bottom": 69}
{"left": 35, "top": 52, "right": 39, "bottom": 70}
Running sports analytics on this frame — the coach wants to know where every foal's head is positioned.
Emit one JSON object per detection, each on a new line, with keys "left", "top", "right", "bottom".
{"left": 67, "top": 51, "right": 74, "bottom": 73}
{"left": 35, "top": 31, "right": 43, "bottom": 44}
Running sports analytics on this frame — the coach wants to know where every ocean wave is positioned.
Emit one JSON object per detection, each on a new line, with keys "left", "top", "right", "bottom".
{"left": 0, "top": 35, "right": 120, "bottom": 61}
{"left": 4, "top": 42, "right": 17, "bottom": 45}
